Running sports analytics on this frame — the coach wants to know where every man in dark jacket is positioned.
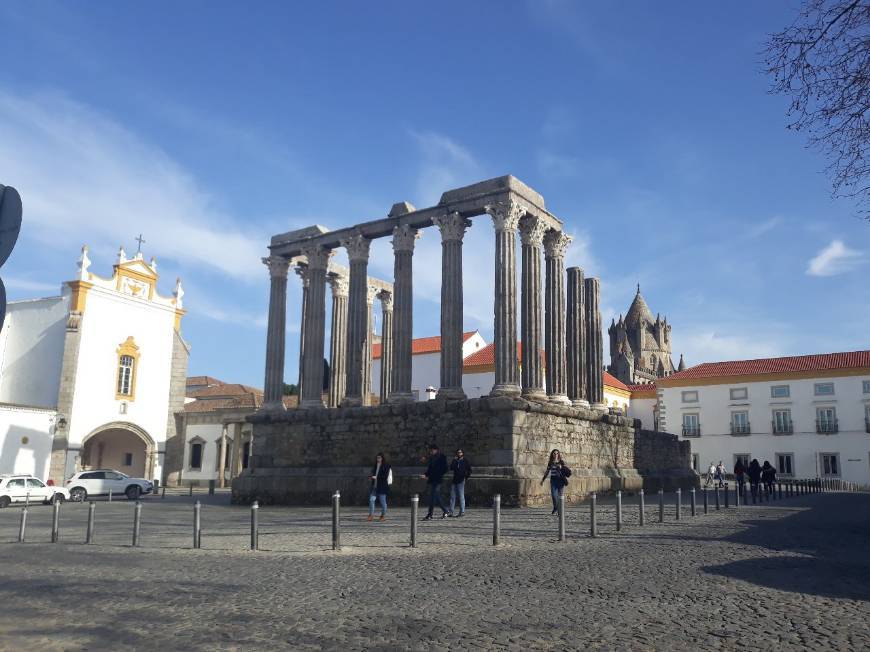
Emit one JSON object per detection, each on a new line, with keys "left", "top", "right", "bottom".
{"left": 421, "top": 443, "right": 449, "bottom": 520}
{"left": 448, "top": 449, "right": 472, "bottom": 517}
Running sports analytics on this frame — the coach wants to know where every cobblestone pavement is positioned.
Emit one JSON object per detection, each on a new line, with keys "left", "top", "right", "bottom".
{"left": 0, "top": 491, "right": 867, "bottom": 650}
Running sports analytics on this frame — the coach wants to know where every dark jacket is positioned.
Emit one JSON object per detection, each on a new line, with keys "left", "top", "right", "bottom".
{"left": 734, "top": 461, "right": 745, "bottom": 479}
{"left": 449, "top": 457, "right": 472, "bottom": 485}
{"left": 543, "top": 461, "right": 572, "bottom": 488}
{"left": 370, "top": 463, "right": 391, "bottom": 495}
{"left": 425, "top": 453, "right": 448, "bottom": 485}
{"left": 761, "top": 463, "right": 776, "bottom": 484}
{"left": 747, "top": 461, "right": 762, "bottom": 483}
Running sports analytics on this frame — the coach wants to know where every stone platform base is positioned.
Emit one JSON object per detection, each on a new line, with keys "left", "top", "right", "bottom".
{"left": 232, "top": 396, "right": 697, "bottom": 507}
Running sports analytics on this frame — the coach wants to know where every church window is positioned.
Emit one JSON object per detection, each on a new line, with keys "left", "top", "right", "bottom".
{"left": 771, "top": 385, "right": 790, "bottom": 398}
{"left": 123, "top": 453, "right": 133, "bottom": 467}
{"left": 681, "top": 390, "right": 698, "bottom": 403}
{"left": 189, "top": 441, "right": 204, "bottom": 470}
{"left": 115, "top": 336, "right": 140, "bottom": 401}
{"left": 729, "top": 387, "right": 748, "bottom": 401}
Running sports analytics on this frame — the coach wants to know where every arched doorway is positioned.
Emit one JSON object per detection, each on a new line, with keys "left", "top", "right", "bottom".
{"left": 80, "top": 423, "right": 156, "bottom": 479}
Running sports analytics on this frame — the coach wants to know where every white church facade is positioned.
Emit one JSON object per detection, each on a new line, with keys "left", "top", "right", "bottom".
{"left": 0, "top": 246, "right": 188, "bottom": 485}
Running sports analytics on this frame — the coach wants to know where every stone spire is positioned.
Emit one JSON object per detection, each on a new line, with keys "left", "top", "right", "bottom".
{"left": 678, "top": 354, "right": 686, "bottom": 371}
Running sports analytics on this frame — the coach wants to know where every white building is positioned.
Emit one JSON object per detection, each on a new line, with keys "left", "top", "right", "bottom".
{"left": 0, "top": 246, "right": 188, "bottom": 484}
{"left": 653, "top": 351, "right": 870, "bottom": 484}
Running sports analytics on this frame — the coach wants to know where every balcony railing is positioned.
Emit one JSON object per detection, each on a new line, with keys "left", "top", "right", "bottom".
{"left": 730, "top": 422, "right": 751, "bottom": 435}
{"left": 772, "top": 420, "right": 794, "bottom": 435}
{"left": 682, "top": 424, "right": 701, "bottom": 437}
{"left": 816, "top": 419, "right": 839, "bottom": 434}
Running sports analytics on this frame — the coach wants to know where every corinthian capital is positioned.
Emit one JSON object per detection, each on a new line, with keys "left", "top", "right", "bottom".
{"left": 391, "top": 224, "right": 421, "bottom": 253}
{"left": 263, "top": 255, "right": 290, "bottom": 279}
{"left": 341, "top": 232, "right": 371, "bottom": 263}
{"left": 485, "top": 201, "right": 526, "bottom": 233}
{"left": 378, "top": 289, "right": 393, "bottom": 311}
{"left": 301, "top": 245, "right": 331, "bottom": 271}
{"left": 432, "top": 211, "right": 471, "bottom": 243}
{"left": 327, "top": 271, "right": 348, "bottom": 298}
{"left": 543, "top": 230, "right": 572, "bottom": 259}
{"left": 294, "top": 262, "right": 310, "bottom": 287}
{"left": 518, "top": 215, "right": 547, "bottom": 247}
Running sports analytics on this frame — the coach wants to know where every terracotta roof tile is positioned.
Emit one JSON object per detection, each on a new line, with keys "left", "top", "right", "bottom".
{"left": 603, "top": 372, "right": 629, "bottom": 391}
{"left": 373, "top": 331, "right": 477, "bottom": 359}
{"left": 665, "top": 350, "right": 870, "bottom": 381}
{"left": 186, "top": 375, "right": 226, "bottom": 388}
{"left": 627, "top": 382, "right": 657, "bottom": 392}
{"left": 187, "top": 383, "right": 263, "bottom": 399}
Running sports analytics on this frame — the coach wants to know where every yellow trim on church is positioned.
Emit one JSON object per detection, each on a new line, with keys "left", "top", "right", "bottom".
{"left": 115, "top": 264, "right": 156, "bottom": 300}
{"left": 68, "top": 281, "right": 93, "bottom": 312}
{"left": 115, "top": 336, "right": 141, "bottom": 401}
{"left": 174, "top": 308, "right": 186, "bottom": 332}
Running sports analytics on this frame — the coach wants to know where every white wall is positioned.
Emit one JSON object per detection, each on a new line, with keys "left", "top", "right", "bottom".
{"left": 463, "top": 370, "right": 494, "bottom": 398}
{"left": 627, "top": 396, "right": 656, "bottom": 429}
{"left": 603, "top": 388, "right": 630, "bottom": 413}
{"left": 181, "top": 422, "right": 224, "bottom": 481}
{"left": 661, "top": 373, "right": 870, "bottom": 484}
{"left": 0, "top": 296, "right": 67, "bottom": 408}
{"left": 0, "top": 405, "right": 57, "bottom": 479}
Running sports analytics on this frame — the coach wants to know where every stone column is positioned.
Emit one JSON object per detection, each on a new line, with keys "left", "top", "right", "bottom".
{"left": 299, "top": 245, "right": 330, "bottom": 408}
{"left": 584, "top": 276, "right": 605, "bottom": 408}
{"left": 294, "top": 263, "right": 309, "bottom": 399}
{"left": 389, "top": 225, "right": 420, "bottom": 403}
{"left": 485, "top": 202, "right": 522, "bottom": 397}
{"left": 230, "top": 422, "right": 243, "bottom": 477}
{"left": 544, "top": 230, "right": 572, "bottom": 404}
{"left": 327, "top": 271, "right": 349, "bottom": 407}
{"left": 218, "top": 425, "right": 228, "bottom": 488}
{"left": 518, "top": 215, "right": 547, "bottom": 400}
{"left": 262, "top": 255, "right": 291, "bottom": 410}
{"left": 378, "top": 290, "right": 394, "bottom": 403}
{"left": 362, "top": 285, "right": 379, "bottom": 406}
{"left": 433, "top": 211, "right": 470, "bottom": 400}
{"left": 566, "top": 267, "right": 588, "bottom": 407}
{"left": 340, "top": 233, "right": 371, "bottom": 407}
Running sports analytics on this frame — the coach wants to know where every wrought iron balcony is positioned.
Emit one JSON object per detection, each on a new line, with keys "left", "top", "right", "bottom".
{"left": 816, "top": 419, "right": 838, "bottom": 434}
{"left": 682, "top": 424, "right": 701, "bottom": 437}
{"left": 772, "top": 420, "right": 794, "bottom": 435}
{"left": 730, "top": 422, "right": 751, "bottom": 435}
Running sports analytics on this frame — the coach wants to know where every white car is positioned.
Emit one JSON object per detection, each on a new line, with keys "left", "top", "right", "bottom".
{"left": 0, "top": 475, "right": 70, "bottom": 508}
{"left": 66, "top": 469, "right": 153, "bottom": 502}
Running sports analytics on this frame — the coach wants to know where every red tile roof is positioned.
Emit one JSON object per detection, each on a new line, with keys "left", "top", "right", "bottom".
{"left": 603, "top": 372, "right": 629, "bottom": 391}
{"left": 463, "top": 342, "right": 545, "bottom": 367}
{"left": 186, "top": 375, "right": 226, "bottom": 388}
{"left": 373, "top": 331, "right": 478, "bottom": 359}
{"left": 187, "top": 383, "right": 263, "bottom": 399}
{"left": 664, "top": 350, "right": 870, "bottom": 381}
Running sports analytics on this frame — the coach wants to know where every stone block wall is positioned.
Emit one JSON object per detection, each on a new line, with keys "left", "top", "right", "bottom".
{"left": 232, "top": 397, "right": 696, "bottom": 506}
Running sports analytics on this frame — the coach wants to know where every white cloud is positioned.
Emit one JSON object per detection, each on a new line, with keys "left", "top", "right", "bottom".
{"left": 189, "top": 294, "right": 268, "bottom": 329}
{"left": 408, "top": 130, "right": 483, "bottom": 207}
{"left": 678, "top": 329, "right": 787, "bottom": 365}
{"left": 0, "top": 91, "right": 266, "bottom": 281}
{"left": 806, "top": 239, "right": 864, "bottom": 277}
{"left": 2, "top": 277, "right": 59, "bottom": 293}
{"left": 746, "top": 216, "right": 783, "bottom": 238}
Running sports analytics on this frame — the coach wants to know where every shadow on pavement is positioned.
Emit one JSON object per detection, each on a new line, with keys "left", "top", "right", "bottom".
{"left": 701, "top": 494, "right": 870, "bottom": 601}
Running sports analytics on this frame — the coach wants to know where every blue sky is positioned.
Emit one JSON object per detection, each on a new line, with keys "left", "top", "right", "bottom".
{"left": 1, "top": 1, "right": 867, "bottom": 388}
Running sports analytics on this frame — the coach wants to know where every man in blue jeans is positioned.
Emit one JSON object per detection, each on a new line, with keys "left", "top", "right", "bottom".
{"left": 448, "top": 448, "right": 472, "bottom": 517}
{"left": 421, "top": 443, "right": 449, "bottom": 520}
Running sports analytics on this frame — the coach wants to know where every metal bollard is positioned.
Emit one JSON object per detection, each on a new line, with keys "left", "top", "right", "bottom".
{"left": 639, "top": 489, "right": 645, "bottom": 526}
{"left": 616, "top": 491, "right": 622, "bottom": 532}
{"left": 724, "top": 483, "right": 729, "bottom": 509}
{"left": 250, "top": 501, "right": 259, "bottom": 550}
{"left": 193, "top": 501, "right": 202, "bottom": 549}
{"left": 86, "top": 502, "right": 96, "bottom": 544}
{"left": 331, "top": 491, "right": 341, "bottom": 551}
{"left": 658, "top": 488, "right": 664, "bottom": 523}
{"left": 189, "top": 485, "right": 193, "bottom": 497}
{"left": 558, "top": 493, "right": 567, "bottom": 542}
{"left": 208, "top": 480, "right": 215, "bottom": 496}
{"left": 161, "top": 486, "right": 166, "bottom": 499}
{"left": 492, "top": 494, "right": 501, "bottom": 546}
{"left": 778, "top": 482, "right": 783, "bottom": 500}
{"left": 410, "top": 494, "right": 419, "bottom": 548}
{"left": 703, "top": 487, "right": 708, "bottom": 514}
{"left": 675, "top": 488, "right": 681, "bottom": 520}
{"left": 132, "top": 501, "right": 142, "bottom": 547}
{"left": 715, "top": 486, "right": 721, "bottom": 510}
{"left": 25, "top": 492, "right": 30, "bottom": 509}
{"left": 735, "top": 484, "right": 740, "bottom": 508}
{"left": 590, "top": 493, "right": 597, "bottom": 538}
{"left": 51, "top": 500, "right": 60, "bottom": 543}
{"left": 108, "top": 489, "right": 113, "bottom": 503}
{"left": 18, "top": 507, "right": 27, "bottom": 543}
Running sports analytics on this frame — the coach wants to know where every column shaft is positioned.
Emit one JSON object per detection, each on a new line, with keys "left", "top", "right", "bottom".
{"left": 362, "top": 286, "right": 377, "bottom": 406}
{"left": 544, "top": 230, "right": 571, "bottom": 404}
{"left": 566, "top": 267, "right": 588, "bottom": 407}
{"left": 486, "top": 202, "right": 522, "bottom": 396}
{"left": 389, "top": 225, "right": 419, "bottom": 402}
{"left": 262, "top": 256, "right": 290, "bottom": 409}
{"left": 519, "top": 216, "right": 547, "bottom": 399}
{"left": 433, "top": 212, "right": 470, "bottom": 399}
{"left": 295, "top": 264, "right": 309, "bottom": 399}
{"left": 218, "top": 426, "right": 227, "bottom": 488}
{"left": 300, "top": 246, "right": 330, "bottom": 408}
{"left": 327, "top": 272, "right": 348, "bottom": 407}
{"left": 379, "top": 291, "right": 394, "bottom": 402}
{"left": 584, "top": 276, "right": 605, "bottom": 407}
{"left": 341, "top": 234, "right": 371, "bottom": 407}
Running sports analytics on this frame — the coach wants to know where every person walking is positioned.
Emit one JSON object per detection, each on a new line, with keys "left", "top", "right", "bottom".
{"left": 540, "top": 449, "right": 572, "bottom": 514}
{"left": 704, "top": 462, "right": 716, "bottom": 488}
{"left": 367, "top": 452, "right": 392, "bottom": 522}
{"left": 421, "top": 443, "right": 449, "bottom": 520}
{"left": 748, "top": 458, "right": 762, "bottom": 500}
{"left": 734, "top": 459, "right": 746, "bottom": 497}
{"left": 448, "top": 448, "right": 472, "bottom": 517}
{"left": 761, "top": 460, "right": 776, "bottom": 498}
{"left": 716, "top": 461, "right": 726, "bottom": 488}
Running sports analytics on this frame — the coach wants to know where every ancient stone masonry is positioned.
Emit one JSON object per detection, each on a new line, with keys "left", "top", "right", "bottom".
{"left": 238, "top": 176, "right": 691, "bottom": 505}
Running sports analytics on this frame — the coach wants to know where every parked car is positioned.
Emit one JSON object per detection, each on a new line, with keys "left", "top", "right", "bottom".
{"left": 66, "top": 470, "right": 153, "bottom": 501}
{"left": 0, "top": 474, "right": 70, "bottom": 508}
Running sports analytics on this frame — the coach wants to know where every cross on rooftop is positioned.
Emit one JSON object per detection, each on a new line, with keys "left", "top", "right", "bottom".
{"left": 135, "top": 233, "right": 146, "bottom": 254}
